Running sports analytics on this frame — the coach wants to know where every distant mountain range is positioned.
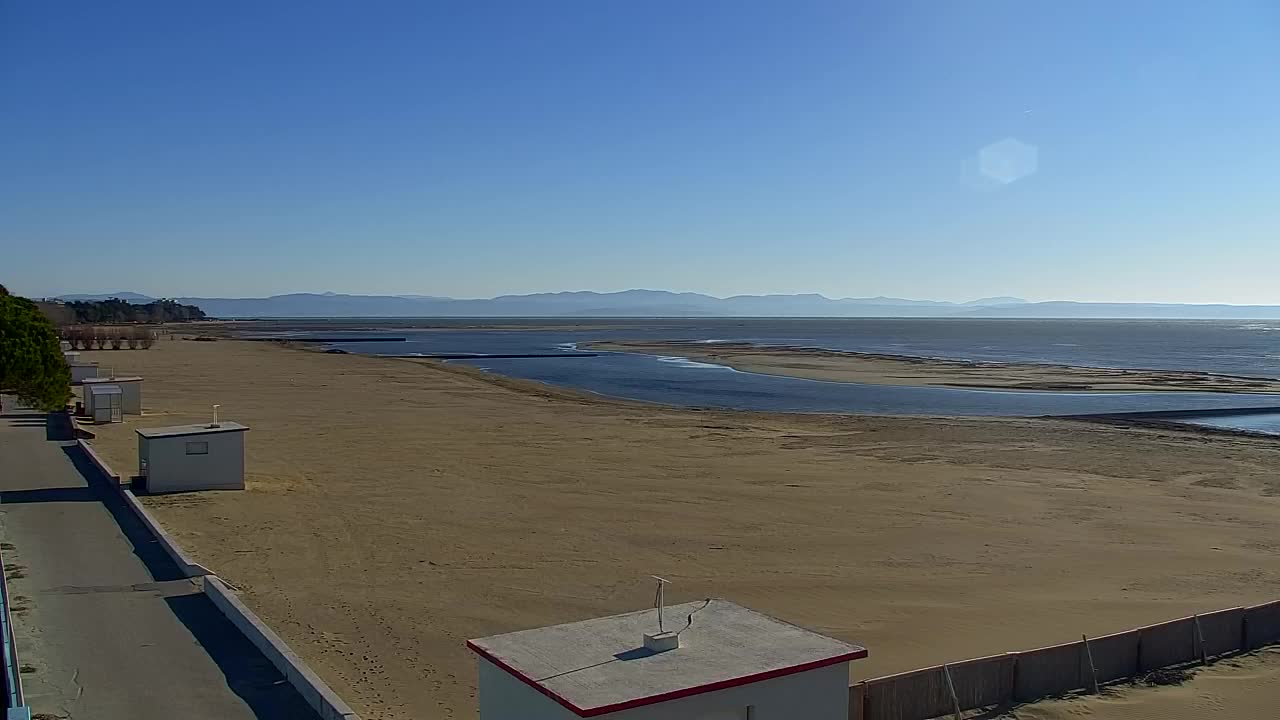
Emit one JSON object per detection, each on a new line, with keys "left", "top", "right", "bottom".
{"left": 48, "top": 290, "right": 1280, "bottom": 319}
{"left": 57, "top": 292, "right": 157, "bottom": 302}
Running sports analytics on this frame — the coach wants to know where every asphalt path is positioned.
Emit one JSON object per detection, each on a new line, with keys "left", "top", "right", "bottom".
{"left": 0, "top": 403, "right": 318, "bottom": 719}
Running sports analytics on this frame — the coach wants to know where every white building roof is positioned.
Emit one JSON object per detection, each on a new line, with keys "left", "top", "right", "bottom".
{"left": 136, "top": 422, "right": 249, "bottom": 438}
{"left": 82, "top": 376, "right": 143, "bottom": 384}
{"left": 467, "top": 599, "right": 866, "bottom": 717}
{"left": 86, "top": 384, "right": 122, "bottom": 396}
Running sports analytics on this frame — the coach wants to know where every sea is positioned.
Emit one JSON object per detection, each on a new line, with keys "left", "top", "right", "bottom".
{"left": 278, "top": 318, "right": 1280, "bottom": 434}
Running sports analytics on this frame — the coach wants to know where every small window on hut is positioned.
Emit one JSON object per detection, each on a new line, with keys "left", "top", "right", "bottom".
{"left": 185, "top": 441, "right": 209, "bottom": 455}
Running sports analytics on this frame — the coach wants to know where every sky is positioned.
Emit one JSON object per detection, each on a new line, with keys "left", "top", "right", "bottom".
{"left": 3, "top": 1, "right": 1280, "bottom": 303}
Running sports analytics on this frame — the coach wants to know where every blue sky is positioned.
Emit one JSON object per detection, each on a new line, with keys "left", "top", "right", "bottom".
{"left": 3, "top": 1, "right": 1279, "bottom": 302}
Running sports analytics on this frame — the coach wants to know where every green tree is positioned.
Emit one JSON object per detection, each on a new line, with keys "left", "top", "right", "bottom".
{"left": 0, "top": 284, "right": 72, "bottom": 410}
{"left": 64, "top": 297, "right": 206, "bottom": 324}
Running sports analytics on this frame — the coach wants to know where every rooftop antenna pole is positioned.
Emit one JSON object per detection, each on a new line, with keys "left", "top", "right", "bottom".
{"left": 212, "top": 404, "right": 221, "bottom": 428}
{"left": 651, "top": 575, "right": 671, "bottom": 634}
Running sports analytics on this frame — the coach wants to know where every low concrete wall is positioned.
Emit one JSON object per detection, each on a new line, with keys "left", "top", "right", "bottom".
{"left": 76, "top": 438, "right": 119, "bottom": 485}
{"left": 75, "top": 439, "right": 210, "bottom": 578}
{"left": 73, "top": 440, "right": 359, "bottom": 718}
{"left": 118, "top": 487, "right": 212, "bottom": 578}
{"left": 204, "top": 576, "right": 360, "bottom": 720}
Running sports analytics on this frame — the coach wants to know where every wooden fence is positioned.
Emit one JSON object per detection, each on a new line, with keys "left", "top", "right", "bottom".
{"left": 850, "top": 599, "right": 1280, "bottom": 720}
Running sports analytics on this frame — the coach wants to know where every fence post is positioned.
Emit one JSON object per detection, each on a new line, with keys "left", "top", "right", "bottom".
{"left": 943, "top": 664, "right": 963, "bottom": 720}
{"left": 1081, "top": 635, "right": 1100, "bottom": 694}
{"left": 1135, "top": 627, "right": 1144, "bottom": 671}
{"left": 1241, "top": 613, "right": 1250, "bottom": 654}
{"left": 1194, "top": 614, "right": 1208, "bottom": 665}
{"left": 1006, "top": 651, "right": 1018, "bottom": 706}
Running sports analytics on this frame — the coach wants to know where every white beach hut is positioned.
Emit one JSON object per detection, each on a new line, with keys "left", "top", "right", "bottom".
{"left": 136, "top": 422, "right": 248, "bottom": 493}
{"left": 468, "top": 599, "right": 867, "bottom": 720}
{"left": 86, "top": 384, "right": 123, "bottom": 424}
{"left": 82, "top": 376, "right": 143, "bottom": 415}
{"left": 68, "top": 359, "right": 99, "bottom": 384}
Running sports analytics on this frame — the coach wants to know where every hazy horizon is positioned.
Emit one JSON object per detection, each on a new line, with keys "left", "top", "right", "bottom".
{"left": 34, "top": 287, "right": 1280, "bottom": 308}
{"left": 5, "top": 3, "right": 1280, "bottom": 303}
{"left": 46, "top": 288, "right": 1023, "bottom": 302}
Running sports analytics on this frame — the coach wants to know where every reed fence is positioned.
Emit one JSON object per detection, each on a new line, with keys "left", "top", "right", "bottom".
{"left": 850, "top": 599, "right": 1280, "bottom": 719}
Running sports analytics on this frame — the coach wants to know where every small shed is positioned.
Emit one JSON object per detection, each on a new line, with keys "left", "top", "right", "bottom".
{"left": 468, "top": 599, "right": 867, "bottom": 720}
{"left": 82, "top": 376, "right": 143, "bottom": 415}
{"left": 69, "top": 361, "right": 98, "bottom": 384}
{"left": 136, "top": 422, "right": 249, "bottom": 493}
{"left": 86, "top": 384, "right": 123, "bottom": 424}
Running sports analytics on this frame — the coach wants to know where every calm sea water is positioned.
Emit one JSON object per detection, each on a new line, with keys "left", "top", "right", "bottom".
{"left": 313, "top": 318, "right": 1280, "bottom": 430}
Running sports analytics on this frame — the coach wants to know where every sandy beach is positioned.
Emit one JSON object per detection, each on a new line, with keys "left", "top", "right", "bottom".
{"left": 79, "top": 337, "right": 1280, "bottom": 719}
{"left": 588, "top": 340, "right": 1280, "bottom": 393}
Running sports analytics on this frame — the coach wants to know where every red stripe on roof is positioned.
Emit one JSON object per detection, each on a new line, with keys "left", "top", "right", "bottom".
{"left": 467, "top": 640, "right": 867, "bottom": 717}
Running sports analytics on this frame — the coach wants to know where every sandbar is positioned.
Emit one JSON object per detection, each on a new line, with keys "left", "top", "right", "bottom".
{"left": 587, "top": 340, "right": 1280, "bottom": 393}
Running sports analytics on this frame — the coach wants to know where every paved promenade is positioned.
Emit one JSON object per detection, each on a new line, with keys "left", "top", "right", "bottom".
{"left": 0, "top": 405, "right": 318, "bottom": 719}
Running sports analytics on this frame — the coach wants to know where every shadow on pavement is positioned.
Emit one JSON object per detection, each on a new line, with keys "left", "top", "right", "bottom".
{"left": 47, "top": 411, "right": 76, "bottom": 441}
{"left": 6, "top": 410, "right": 321, "bottom": 719}
{"left": 1, "top": 410, "right": 76, "bottom": 440}
{"left": 59, "top": 444, "right": 188, "bottom": 583}
{"left": 0, "top": 486, "right": 96, "bottom": 504}
{"left": 165, "top": 593, "right": 320, "bottom": 719}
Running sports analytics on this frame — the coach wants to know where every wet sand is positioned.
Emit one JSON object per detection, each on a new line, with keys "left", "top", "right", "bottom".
{"left": 588, "top": 340, "right": 1280, "bottom": 393}
{"left": 80, "top": 337, "right": 1280, "bottom": 719}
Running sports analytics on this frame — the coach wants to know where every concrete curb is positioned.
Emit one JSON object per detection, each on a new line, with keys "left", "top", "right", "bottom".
{"left": 72, "top": 439, "right": 360, "bottom": 717}
{"left": 75, "top": 439, "right": 211, "bottom": 578}
{"left": 204, "top": 576, "right": 361, "bottom": 720}
{"left": 76, "top": 438, "right": 118, "bottom": 485}
{"left": 118, "top": 486, "right": 212, "bottom": 578}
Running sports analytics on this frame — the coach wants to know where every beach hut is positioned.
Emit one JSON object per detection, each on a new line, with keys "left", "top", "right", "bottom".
{"left": 86, "top": 385, "right": 123, "bottom": 424}
{"left": 82, "top": 376, "right": 143, "bottom": 415}
{"left": 135, "top": 422, "right": 248, "bottom": 493}
{"left": 68, "top": 360, "right": 98, "bottom": 384}
{"left": 82, "top": 380, "right": 114, "bottom": 417}
{"left": 468, "top": 599, "right": 866, "bottom": 720}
